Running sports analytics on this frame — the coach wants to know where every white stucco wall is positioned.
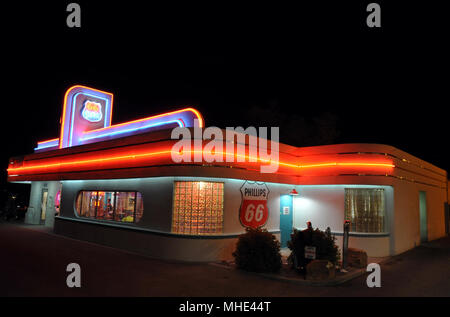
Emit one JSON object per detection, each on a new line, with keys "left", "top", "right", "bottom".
{"left": 55, "top": 174, "right": 446, "bottom": 261}
{"left": 25, "top": 181, "right": 61, "bottom": 227}
{"left": 392, "top": 179, "right": 447, "bottom": 255}
{"left": 291, "top": 185, "right": 394, "bottom": 257}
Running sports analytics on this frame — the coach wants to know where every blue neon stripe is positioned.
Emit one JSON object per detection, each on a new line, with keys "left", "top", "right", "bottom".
{"left": 35, "top": 140, "right": 59, "bottom": 150}
{"left": 80, "top": 119, "right": 184, "bottom": 142}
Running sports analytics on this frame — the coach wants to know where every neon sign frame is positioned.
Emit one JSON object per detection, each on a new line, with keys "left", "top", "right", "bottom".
{"left": 34, "top": 85, "right": 204, "bottom": 151}
{"left": 60, "top": 85, "right": 113, "bottom": 149}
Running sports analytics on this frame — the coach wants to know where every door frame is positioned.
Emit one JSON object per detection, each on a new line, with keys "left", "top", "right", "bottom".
{"left": 40, "top": 189, "right": 48, "bottom": 225}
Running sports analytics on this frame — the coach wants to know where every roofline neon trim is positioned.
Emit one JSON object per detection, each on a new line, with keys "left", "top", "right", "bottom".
{"left": 8, "top": 150, "right": 173, "bottom": 172}
{"left": 37, "top": 138, "right": 60, "bottom": 145}
{"left": 7, "top": 148, "right": 395, "bottom": 174}
{"left": 35, "top": 138, "right": 60, "bottom": 150}
{"left": 34, "top": 143, "right": 59, "bottom": 151}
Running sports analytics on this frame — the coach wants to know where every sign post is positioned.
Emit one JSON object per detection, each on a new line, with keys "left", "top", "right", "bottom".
{"left": 342, "top": 220, "right": 350, "bottom": 269}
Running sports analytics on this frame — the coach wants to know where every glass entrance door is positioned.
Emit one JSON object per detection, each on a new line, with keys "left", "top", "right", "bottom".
{"left": 280, "top": 194, "right": 293, "bottom": 248}
{"left": 419, "top": 191, "right": 427, "bottom": 243}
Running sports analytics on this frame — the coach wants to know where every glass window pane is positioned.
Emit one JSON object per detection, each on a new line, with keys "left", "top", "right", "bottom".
{"left": 75, "top": 190, "right": 143, "bottom": 224}
{"left": 345, "top": 188, "right": 385, "bottom": 233}
{"left": 172, "top": 181, "right": 224, "bottom": 235}
{"left": 115, "top": 192, "right": 136, "bottom": 222}
{"left": 96, "top": 191, "right": 115, "bottom": 220}
{"left": 75, "top": 192, "right": 83, "bottom": 216}
{"left": 79, "top": 191, "right": 97, "bottom": 218}
{"left": 135, "top": 192, "right": 143, "bottom": 223}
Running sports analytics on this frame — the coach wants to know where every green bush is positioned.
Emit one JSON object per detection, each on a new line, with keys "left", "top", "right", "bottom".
{"left": 232, "top": 227, "right": 282, "bottom": 273}
{"left": 287, "top": 227, "right": 340, "bottom": 271}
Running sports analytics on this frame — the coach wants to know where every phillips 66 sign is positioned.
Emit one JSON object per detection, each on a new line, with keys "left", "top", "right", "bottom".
{"left": 239, "top": 181, "right": 270, "bottom": 229}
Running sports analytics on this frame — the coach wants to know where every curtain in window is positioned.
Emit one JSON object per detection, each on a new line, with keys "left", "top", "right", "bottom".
{"left": 345, "top": 188, "right": 385, "bottom": 233}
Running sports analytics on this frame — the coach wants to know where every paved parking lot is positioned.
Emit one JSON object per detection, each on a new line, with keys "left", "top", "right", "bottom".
{"left": 1, "top": 222, "right": 450, "bottom": 297}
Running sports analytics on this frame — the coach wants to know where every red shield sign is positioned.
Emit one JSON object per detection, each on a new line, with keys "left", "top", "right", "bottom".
{"left": 239, "top": 181, "right": 269, "bottom": 229}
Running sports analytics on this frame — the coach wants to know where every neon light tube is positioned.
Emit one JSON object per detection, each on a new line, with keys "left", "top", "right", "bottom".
{"left": 8, "top": 150, "right": 173, "bottom": 172}
{"left": 7, "top": 147, "right": 395, "bottom": 174}
{"left": 37, "top": 138, "right": 60, "bottom": 145}
{"left": 80, "top": 119, "right": 185, "bottom": 142}
{"left": 35, "top": 138, "right": 60, "bottom": 150}
{"left": 84, "top": 107, "right": 203, "bottom": 135}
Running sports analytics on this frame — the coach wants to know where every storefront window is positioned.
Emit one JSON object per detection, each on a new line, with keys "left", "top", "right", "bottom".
{"left": 75, "top": 190, "right": 143, "bottom": 223}
{"left": 344, "top": 188, "right": 385, "bottom": 233}
{"left": 136, "top": 192, "right": 144, "bottom": 222}
{"left": 96, "top": 191, "right": 116, "bottom": 220}
{"left": 114, "top": 192, "right": 136, "bottom": 222}
{"left": 75, "top": 191, "right": 97, "bottom": 218}
{"left": 172, "top": 181, "right": 224, "bottom": 235}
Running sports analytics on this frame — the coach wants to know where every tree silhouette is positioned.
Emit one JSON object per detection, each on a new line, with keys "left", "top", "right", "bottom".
{"left": 243, "top": 103, "right": 340, "bottom": 147}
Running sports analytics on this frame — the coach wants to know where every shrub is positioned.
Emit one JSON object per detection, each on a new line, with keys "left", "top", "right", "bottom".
{"left": 287, "top": 227, "right": 340, "bottom": 271}
{"left": 232, "top": 227, "right": 282, "bottom": 273}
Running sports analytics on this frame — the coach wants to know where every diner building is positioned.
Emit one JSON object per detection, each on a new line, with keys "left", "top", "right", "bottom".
{"left": 7, "top": 85, "right": 449, "bottom": 261}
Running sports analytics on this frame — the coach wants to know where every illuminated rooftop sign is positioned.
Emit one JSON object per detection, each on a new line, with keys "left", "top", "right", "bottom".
{"left": 82, "top": 100, "right": 103, "bottom": 122}
{"left": 34, "top": 85, "right": 204, "bottom": 151}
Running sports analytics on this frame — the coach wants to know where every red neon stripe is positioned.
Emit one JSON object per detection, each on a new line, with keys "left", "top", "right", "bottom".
{"left": 8, "top": 150, "right": 173, "bottom": 172}
{"left": 7, "top": 148, "right": 395, "bottom": 174}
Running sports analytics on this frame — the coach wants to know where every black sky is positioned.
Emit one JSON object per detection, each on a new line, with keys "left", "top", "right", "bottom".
{"left": 1, "top": 1, "right": 449, "bottom": 190}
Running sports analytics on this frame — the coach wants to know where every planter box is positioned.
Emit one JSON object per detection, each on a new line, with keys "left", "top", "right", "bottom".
{"left": 347, "top": 248, "right": 368, "bottom": 268}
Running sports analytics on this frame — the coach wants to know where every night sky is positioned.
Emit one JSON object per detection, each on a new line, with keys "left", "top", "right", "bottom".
{"left": 2, "top": 1, "right": 448, "bottom": 194}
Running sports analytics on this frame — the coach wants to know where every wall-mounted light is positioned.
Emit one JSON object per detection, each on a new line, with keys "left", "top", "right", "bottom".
{"left": 289, "top": 189, "right": 299, "bottom": 196}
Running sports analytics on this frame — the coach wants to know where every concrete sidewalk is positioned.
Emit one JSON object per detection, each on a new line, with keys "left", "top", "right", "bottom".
{"left": 14, "top": 222, "right": 383, "bottom": 287}
{"left": 210, "top": 250, "right": 390, "bottom": 287}
{"left": 1, "top": 222, "right": 450, "bottom": 296}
